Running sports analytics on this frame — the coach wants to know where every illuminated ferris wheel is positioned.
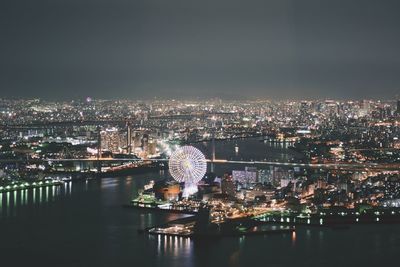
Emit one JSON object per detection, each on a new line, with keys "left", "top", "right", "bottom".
{"left": 169, "top": 146, "right": 207, "bottom": 185}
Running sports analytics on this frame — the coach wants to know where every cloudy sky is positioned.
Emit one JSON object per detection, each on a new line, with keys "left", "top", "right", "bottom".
{"left": 1, "top": 0, "right": 399, "bottom": 100}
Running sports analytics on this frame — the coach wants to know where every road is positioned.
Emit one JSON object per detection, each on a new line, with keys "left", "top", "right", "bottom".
{"left": 2, "top": 157, "right": 394, "bottom": 171}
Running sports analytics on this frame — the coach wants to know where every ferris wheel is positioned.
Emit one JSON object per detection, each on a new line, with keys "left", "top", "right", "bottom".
{"left": 169, "top": 146, "right": 207, "bottom": 185}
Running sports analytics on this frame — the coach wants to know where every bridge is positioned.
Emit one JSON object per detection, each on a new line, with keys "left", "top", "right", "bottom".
{"left": 3, "top": 157, "right": 393, "bottom": 171}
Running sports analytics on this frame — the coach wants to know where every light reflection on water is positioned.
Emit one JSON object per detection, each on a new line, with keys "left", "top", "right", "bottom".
{"left": 291, "top": 231, "right": 296, "bottom": 246}
{"left": 0, "top": 175, "right": 398, "bottom": 267}
{"left": 153, "top": 234, "right": 193, "bottom": 265}
{"left": 100, "top": 179, "right": 120, "bottom": 189}
{"left": 0, "top": 183, "right": 71, "bottom": 218}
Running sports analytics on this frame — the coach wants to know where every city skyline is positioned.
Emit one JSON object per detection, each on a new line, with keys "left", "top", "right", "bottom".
{"left": 1, "top": 1, "right": 400, "bottom": 266}
{"left": 1, "top": 94, "right": 400, "bottom": 267}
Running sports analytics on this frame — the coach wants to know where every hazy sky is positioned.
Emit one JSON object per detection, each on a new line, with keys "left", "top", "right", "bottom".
{"left": 1, "top": 0, "right": 399, "bottom": 100}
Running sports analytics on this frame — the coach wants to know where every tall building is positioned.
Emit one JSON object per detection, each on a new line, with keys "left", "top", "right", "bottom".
{"left": 148, "top": 138, "right": 157, "bottom": 155}
{"left": 100, "top": 127, "right": 125, "bottom": 153}
{"left": 133, "top": 131, "right": 141, "bottom": 148}
{"left": 258, "top": 169, "right": 273, "bottom": 184}
{"left": 141, "top": 133, "right": 149, "bottom": 151}
{"left": 126, "top": 123, "right": 132, "bottom": 154}
{"left": 397, "top": 99, "right": 400, "bottom": 115}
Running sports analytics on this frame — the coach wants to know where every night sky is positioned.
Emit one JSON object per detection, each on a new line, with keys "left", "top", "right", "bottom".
{"left": 1, "top": 0, "right": 399, "bottom": 100}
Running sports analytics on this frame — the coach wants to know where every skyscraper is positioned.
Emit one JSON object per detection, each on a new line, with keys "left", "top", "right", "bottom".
{"left": 397, "top": 99, "right": 400, "bottom": 115}
{"left": 100, "top": 128, "right": 124, "bottom": 153}
{"left": 126, "top": 122, "right": 132, "bottom": 154}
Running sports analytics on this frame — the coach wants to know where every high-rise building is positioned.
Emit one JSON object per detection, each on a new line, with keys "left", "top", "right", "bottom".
{"left": 272, "top": 167, "right": 293, "bottom": 187}
{"left": 126, "top": 123, "right": 132, "bottom": 154}
{"left": 148, "top": 138, "right": 157, "bottom": 155}
{"left": 100, "top": 127, "right": 125, "bottom": 153}
{"left": 232, "top": 167, "right": 258, "bottom": 185}
{"left": 258, "top": 169, "right": 273, "bottom": 184}
{"left": 397, "top": 99, "right": 400, "bottom": 115}
{"left": 133, "top": 132, "right": 141, "bottom": 148}
{"left": 141, "top": 133, "right": 149, "bottom": 150}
